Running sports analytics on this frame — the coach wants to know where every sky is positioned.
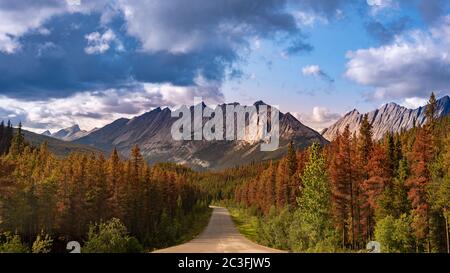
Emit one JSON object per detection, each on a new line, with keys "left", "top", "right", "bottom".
{"left": 0, "top": 0, "right": 449, "bottom": 133}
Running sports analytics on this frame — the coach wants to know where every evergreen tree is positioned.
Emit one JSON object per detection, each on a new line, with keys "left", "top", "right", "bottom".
{"left": 8, "top": 122, "right": 26, "bottom": 157}
{"left": 287, "top": 140, "right": 297, "bottom": 177}
{"left": 0, "top": 121, "right": 13, "bottom": 156}
{"left": 407, "top": 126, "right": 433, "bottom": 252}
{"left": 275, "top": 158, "right": 289, "bottom": 209}
{"left": 358, "top": 114, "right": 373, "bottom": 167}
{"left": 425, "top": 92, "right": 437, "bottom": 126}
{"left": 330, "top": 126, "right": 356, "bottom": 249}
{"left": 0, "top": 121, "right": 4, "bottom": 154}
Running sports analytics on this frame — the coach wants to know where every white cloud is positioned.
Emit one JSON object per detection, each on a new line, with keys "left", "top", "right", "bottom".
{"left": 345, "top": 15, "right": 450, "bottom": 100}
{"left": 302, "top": 65, "right": 321, "bottom": 76}
{"left": 84, "top": 29, "right": 118, "bottom": 54}
{"left": 293, "top": 106, "right": 341, "bottom": 131}
{"left": 294, "top": 11, "right": 327, "bottom": 26}
{"left": 302, "top": 65, "right": 334, "bottom": 83}
{"left": 0, "top": 1, "right": 111, "bottom": 54}
{"left": 0, "top": 77, "right": 223, "bottom": 132}
{"left": 400, "top": 97, "right": 428, "bottom": 109}
{"left": 252, "top": 38, "right": 261, "bottom": 50}
{"left": 366, "top": 0, "right": 396, "bottom": 16}
{"left": 0, "top": 5, "right": 60, "bottom": 53}
{"left": 367, "top": 0, "right": 394, "bottom": 9}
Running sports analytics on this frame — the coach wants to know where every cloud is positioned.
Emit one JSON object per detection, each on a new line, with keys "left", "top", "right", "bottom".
{"left": 311, "top": 106, "right": 342, "bottom": 123}
{"left": 365, "top": 16, "right": 411, "bottom": 43}
{"left": 292, "top": 0, "right": 356, "bottom": 19}
{"left": 84, "top": 29, "right": 120, "bottom": 54}
{"left": 294, "top": 11, "right": 328, "bottom": 27}
{"left": 366, "top": 0, "right": 394, "bottom": 11}
{"left": 0, "top": 0, "right": 317, "bottom": 102}
{"left": 345, "top": 15, "right": 450, "bottom": 100}
{"left": 400, "top": 97, "right": 428, "bottom": 109}
{"left": 418, "top": 0, "right": 449, "bottom": 23}
{"left": 302, "top": 65, "right": 334, "bottom": 83}
{"left": 0, "top": 106, "right": 28, "bottom": 126}
{"left": 0, "top": 77, "right": 223, "bottom": 132}
{"left": 293, "top": 106, "right": 341, "bottom": 131}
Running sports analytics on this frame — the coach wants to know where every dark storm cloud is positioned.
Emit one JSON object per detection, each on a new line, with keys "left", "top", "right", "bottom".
{"left": 0, "top": 0, "right": 320, "bottom": 101}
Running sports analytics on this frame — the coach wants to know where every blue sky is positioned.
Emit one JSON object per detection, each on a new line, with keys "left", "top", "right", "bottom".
{"left": 0, "top": 0, "right": 449, "bottom": 132}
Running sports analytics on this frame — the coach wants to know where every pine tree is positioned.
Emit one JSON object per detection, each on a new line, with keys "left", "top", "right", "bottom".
{"left": 0, "top": 121, "right": 4, "bottom": 155}
{"left": 107, "top": 148, "right": 122, "bottom": 218}
{"left": 407, "top": 126, "right": 433, "bottom": 252}
{"left": 363, "top": 144, "right": 390, "bottom": 238}
{"left": 330, "top": 126, "right": 355, "bottom": 249}
{"left": 358, "top": 114, "right": 373, "bottom": 167}
{"left": 356, "top": 114, "right": 373, "bottom": 243}
{"left": 275, "top": 158, "right": 289, "bottom": 209}
{"left": 425, "top": 92, "right": 437, "bottom": 127}
{"left": 385, "top": 133, "right": 397, "bottom": 177}
{"left": 8, "top": 122, "right": 26, "bottom": 157}
{"left": 378, "top": 157, "right": 411, "bottom": 219}
{"left": 287, "top": 140, "right": 300, "bottom": 206}
{"left": 287, "top": 140, "right": 297, "bottom": 177}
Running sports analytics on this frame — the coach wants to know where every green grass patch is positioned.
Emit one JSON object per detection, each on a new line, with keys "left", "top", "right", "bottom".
{"left": 228, "top": 207, "right": 259, "bottom": 242}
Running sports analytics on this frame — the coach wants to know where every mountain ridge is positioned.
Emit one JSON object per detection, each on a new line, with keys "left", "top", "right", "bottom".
{"left": 42, "top": 124, "right": 95, "bottom": 141}
{"left": 75, "top": 101, "right": 328, "bottom": 170}
{"left": 322, "top": 95, "right": 450, "bottom": 140}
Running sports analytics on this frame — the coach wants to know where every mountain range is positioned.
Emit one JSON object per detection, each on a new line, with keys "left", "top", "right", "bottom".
{"left": 33, "top": 96, "right": 450, "bottom": 170}
{"left": 322, "top": 95, "right": 450, "bottom": 140}
{"left": 42, "top": 124, "right": 96, "bottom": 141}
{"left": 73, "top": 101, "right": 328, "bottom": 170}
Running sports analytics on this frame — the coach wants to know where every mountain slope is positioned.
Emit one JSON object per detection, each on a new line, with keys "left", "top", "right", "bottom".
{"left": 76, "top": 102, "right": 328, "bottom": 170}
{"left": 322, "top": 95, "right": 450, "bottom": 140}
{"left": 21, "top": 129, "right": 103, "bottom": 156}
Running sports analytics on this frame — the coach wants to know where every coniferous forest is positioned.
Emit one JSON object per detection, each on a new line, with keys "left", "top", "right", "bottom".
{"left": 200, "top": 94, "right": 450, "bottom": 253}
{"left": 0, "top": 123, "right": 210, "bottom": 252}
{"left": 0, "top": 94, "right": 449, "bottom": 253}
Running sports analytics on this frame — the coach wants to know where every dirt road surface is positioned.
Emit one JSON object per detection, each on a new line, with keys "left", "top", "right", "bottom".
{"left": 154, "top": 206, "right": 285, "bottom": 253}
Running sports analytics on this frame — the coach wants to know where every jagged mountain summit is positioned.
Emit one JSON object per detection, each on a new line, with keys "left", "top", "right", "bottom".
{"left": 75, "top": 101, "right": 328, "bottom": 170}
{"left": 322, "top": 95, "right": 450, "bottom": 141}
{"left": 41, "top": 124, "right": 95, "bottom": 141}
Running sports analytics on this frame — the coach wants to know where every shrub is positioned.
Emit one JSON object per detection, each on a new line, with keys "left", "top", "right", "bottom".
{"left": 0, "top": 232, "right": 29, "bottom": 253}
{"left": 83, "top": 218, "right": 143, "bottom": 253}
{"left": 32, "top": 232, "right": 53, "bottom": 253}
{"left": 375, "top": 214, "right": 415, "bottom": 253}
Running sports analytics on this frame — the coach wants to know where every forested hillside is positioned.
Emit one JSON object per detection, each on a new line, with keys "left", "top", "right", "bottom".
{"left": 0, "top": 124, "right": 209, "bottom": 252}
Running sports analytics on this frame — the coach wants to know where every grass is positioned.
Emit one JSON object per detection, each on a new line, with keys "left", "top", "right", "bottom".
{"left": 177, "top": 207, "right": 213, "bottom": 244}
{"left": 228, "top": 207, "right": 259, "bottom": 242}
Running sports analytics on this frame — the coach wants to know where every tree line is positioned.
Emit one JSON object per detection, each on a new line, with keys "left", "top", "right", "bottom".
{"left": 233, "top": 93, "right": 450, "bottom": 253}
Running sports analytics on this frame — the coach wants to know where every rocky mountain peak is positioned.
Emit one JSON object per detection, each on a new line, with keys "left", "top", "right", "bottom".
{"left": 322, "top": 95, "right": 450, "bottom": 141}
{"left": 75, "top": 101, "right": 328, "bottom": 170}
